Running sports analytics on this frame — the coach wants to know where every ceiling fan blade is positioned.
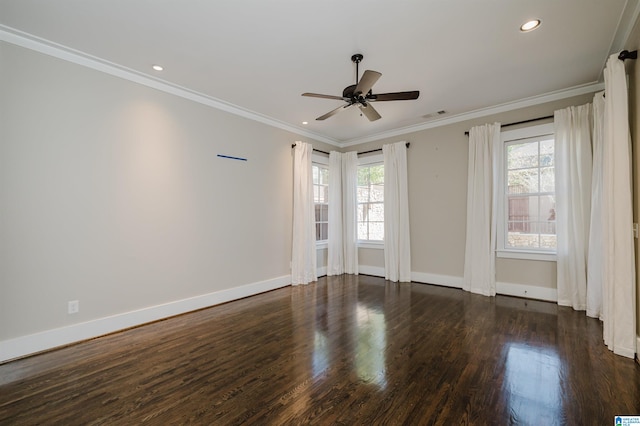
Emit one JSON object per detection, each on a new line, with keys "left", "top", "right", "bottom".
{"left": 302, "top": 92, "right": 345, "bottom": 101}
{"left": 316, "top": 103, "right": 352, "bottom": 120}
{"left": 358, "top": 103, "right": 381, "bottom": 121}
{"left": 355, "top": 70, "right": 382, "bottom": 96}
{"left": 369, "top": 91, "right": 420, "bottom": 101}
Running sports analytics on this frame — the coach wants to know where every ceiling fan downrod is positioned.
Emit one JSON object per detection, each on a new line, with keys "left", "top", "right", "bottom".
{"left": 351, "top": 53, "right": 363, "bottom": 86}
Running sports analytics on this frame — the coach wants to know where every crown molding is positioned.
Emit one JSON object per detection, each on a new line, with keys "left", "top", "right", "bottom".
{"left": 0, "top": 25, "right": 340, "bottom": 147}
{"left": 340, "top": 81, "right": 604, "bottom": 147}
{"left": 0, "top": 25, "right": 609, "bottom": 149}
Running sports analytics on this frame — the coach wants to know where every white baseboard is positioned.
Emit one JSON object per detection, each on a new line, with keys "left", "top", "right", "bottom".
{"left": 496, "top": 281, "right": 557, "bottom": 302}
{"left": 411, "top": 271, "right": 464, "bottom": 288}
{"left": 0, "top": 271, "right": 564, "bottom": 363}
{"left": 316, "top": 266, "right": 327, "bottom": 277}
{"left": 0, "top": 275, "right": 291, "bottom": 363}
{"left": 358, "top": 265, "right": 385, "bottom": 277}
{"left": 358, "top": 268, "right": 557, "bottom": 302}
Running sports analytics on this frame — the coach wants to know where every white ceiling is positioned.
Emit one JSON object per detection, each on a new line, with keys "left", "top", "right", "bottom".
{"left": 1, "top": 1, "right": 638, "bottom": 145}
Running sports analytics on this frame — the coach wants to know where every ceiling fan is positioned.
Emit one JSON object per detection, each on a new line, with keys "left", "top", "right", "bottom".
{"left": 302, "top": 53, "right": 420, "bottom": 122}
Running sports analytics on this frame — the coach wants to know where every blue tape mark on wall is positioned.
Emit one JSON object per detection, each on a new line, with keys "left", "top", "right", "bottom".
{"left": 217, "top": 154, "right": 247, "bottom": 161}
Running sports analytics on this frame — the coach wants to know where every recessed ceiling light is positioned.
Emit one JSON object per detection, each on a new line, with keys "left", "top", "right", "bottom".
{"left": 302, "top": 121, "right": 308, "bottom": 125}
{"left": 152, "top": 64, "right": 164, "bottom": 71}
{"left": 520, "top": 19, "right": 541, "bottom": 32}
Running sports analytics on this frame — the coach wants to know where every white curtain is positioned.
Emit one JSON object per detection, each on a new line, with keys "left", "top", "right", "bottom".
{"left": 555, "top": 103, "right": 592, "bottom": 311}
{"left": 291, "top": 142, "right": 317, "bottom": 285}
{"left": 342, "top": 152, "right": 359, "bottom": 274}
{"left": 601, "top": 54, "right": 636, "bottom": 358}
{"left": 383, "top": 142, "right": 411, "bottom": 282}
{"left": 587, "top": 91, "right": 605, "bottom": 319}
{"left": 327, "top": 151, "right": 344, "bottom": 276}
{"left": 463, "top": 123, "right": 500, "bottom": 296}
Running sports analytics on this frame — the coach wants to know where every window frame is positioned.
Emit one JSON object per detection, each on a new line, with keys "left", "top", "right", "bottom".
{"left": 312, "top": 154, "right": 329, "bottom": 249}
{"left": 357, "top": 153, "right": 384, "bottom": 249}
{"left": 496, "top": 123, "right": 557, "bottom": 262}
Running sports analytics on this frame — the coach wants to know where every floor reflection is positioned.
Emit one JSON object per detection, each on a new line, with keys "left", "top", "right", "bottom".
{"left": 503, "top": 343, "right": 563, "bottom": 424}
{"left": 313, "top": 330, "right": 329, "bottom": 378}
{"left": 354, "top": 303, "right": 387, "bottom": 388}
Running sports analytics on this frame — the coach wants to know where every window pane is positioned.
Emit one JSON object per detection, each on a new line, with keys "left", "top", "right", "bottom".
{"left": 540, "top": 231, "right": 556, "bottom": 249}
{"left": 540, "top": 167, "right": 554, "bottom": 192}
{"left": 357, "top": 163, "right": 384, "bottom": 242}
{"left": 502, "top": 135, "right": 555, "bottom": 253}
{"left": 370, "top": 184, "right": 384, "bottom": 202}
{"left": 508, "top": 195, "right": 542, "bottom": 222}
{"left": 507, "top": 195, "right": 529, "bottom": 231}
{"left": 358, "top": 204, "right": 367, "bottom": 222}
{"left": 312, "top": 166, "right": 319, "bottom": 184}
{"left": 316, "top": 223, "right": 322, "bottom": 240}
{"left": 507, "top": 226, "right": 540, "bottom": 249}
{"left": 358, "top": 222, "right": 368, "bottom": 240}
{"left": 358, "top": 167, "right": 370, "bottom": 186}
{"left": 508, "top": 169, "right": 539, "bottom": 194}
{"left": 317, "top": 185, "right": 328, "bottom": 203}
{"left": 507, "top": 143, "right": 539, "bottom": 169}
{"left": 320, "top": 223, "right": 328, "bottom": 241}
{"left": 357, "top": 186, "right": 370, "bottom": 203}
{"left": 540, "top": 139, "right": 554, "bottom": 166}
{"left": 540, "top": 195, "right": 555, "bottom": 222}
{"left": 370, "top": 165, "right": 384, "bottom": 184}
{"left": 320, "top": 204, "right": 328, "bottom": 222}
{"left": 315, "top": 205, "right": 322, "bottom": 222}
{"left": 320, "top": 167, "right": 328, "bottom": 185}
{"left": 369, "top": 203, "right": 384, "bottom": 221}
{"left": 369, "top": 222, "right": 384, "bottom": 241}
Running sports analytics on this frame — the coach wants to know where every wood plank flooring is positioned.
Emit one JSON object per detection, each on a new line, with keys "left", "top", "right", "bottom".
{"left": 1, "top": 274, "right": 639, "bottom": 425}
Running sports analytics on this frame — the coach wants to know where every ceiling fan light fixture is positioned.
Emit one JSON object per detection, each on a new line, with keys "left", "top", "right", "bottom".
{"left": 520, "top": 19, "right": 541, "bottom": 32}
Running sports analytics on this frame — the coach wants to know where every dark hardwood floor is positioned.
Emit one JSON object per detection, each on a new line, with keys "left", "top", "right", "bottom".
{"left": 1, "top": 274, "right": 639, "bottom": 425}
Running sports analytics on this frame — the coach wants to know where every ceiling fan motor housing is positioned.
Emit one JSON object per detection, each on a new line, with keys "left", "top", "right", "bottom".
{"left": 342, "top": 84, "right": 357, "bottom": 99}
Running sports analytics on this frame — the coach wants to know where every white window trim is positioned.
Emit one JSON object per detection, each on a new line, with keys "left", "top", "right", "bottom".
{"left": 358, "top": 241, "right": 384, "bottom": 250}
{"left": 497, "top": 123, "right": 557, "bottom": 262}
{"left": 357, "top": 153, "right": 384, "bottom": 246}
{"left": 312, "top": 154, "right": 330, "bottom": 248}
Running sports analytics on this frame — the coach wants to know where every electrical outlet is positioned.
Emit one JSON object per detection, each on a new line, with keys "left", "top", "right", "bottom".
{"left": 68, "top": 300, "right": 79, "bottom": 314}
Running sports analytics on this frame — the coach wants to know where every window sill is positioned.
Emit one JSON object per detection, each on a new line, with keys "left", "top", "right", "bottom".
{"left": 497, "top": 250, "right": 556, "bottom": 262}
{"left": 316, "top": 241, "right": 328, "bottom": 250}
{"left": 358, "top": 241, "right": 384, "bottom": 250}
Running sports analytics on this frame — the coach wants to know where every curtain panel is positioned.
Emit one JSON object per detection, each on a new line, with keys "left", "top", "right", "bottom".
{"left": 327, "top": 151, "right": 344, "bottom": 276}
{"left": 291, "top": 142, "right": 317, "bottom": 285}
{"left": 463, "top": 122, "right": 500, "bottom": 296}
{"left": 555, "top": 103, "right": 593, "bottom": 311}
{"left": 586, "top": 91, "right": 605, "bottom": 319}
{"left": 342, "top": 152, "right": 359, "bottom": 274}
{"left": 383, "top": 142, "right": 411, "bottom": 282}
{"left": 601, "top": 54, "right": 636, "bottom": 358}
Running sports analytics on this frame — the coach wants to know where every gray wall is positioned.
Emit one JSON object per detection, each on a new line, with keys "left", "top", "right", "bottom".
{"left": 3, "top": 28, "right": 636, "bottom": 350}
{"left": 626, "top": 15, "right": 640, "bottom": 337}
{"left": 0, "top": 41, "right": 332, "bottom": 341}
{"left": 347, "top": 92, "right": 597, "bottom": 290}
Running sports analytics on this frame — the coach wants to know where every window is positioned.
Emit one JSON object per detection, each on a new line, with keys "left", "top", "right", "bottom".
{"left": 312, "top": 163, "right": 328, "bottom": 241}
{"left": 498, "top": 123, "right": 556, "bottom": 260}
{"left": 357, "top": 162, "right": 384, "bottom": 241}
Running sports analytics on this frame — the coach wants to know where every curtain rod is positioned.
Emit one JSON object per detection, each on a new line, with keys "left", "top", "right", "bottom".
{"left": 291, "top": 142, "right": 410, "bottom": 156}
{"left": 619, "top": 50, "right": 637, "bottom": 61}
{"left": 464, "top": 115, "right": 554, "bottom": 136}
